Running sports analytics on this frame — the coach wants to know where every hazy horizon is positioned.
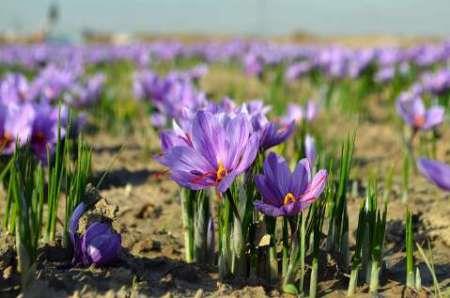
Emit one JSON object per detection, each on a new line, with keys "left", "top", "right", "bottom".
{"left": 2, "top": 0, "right": 450, "bottom": 40}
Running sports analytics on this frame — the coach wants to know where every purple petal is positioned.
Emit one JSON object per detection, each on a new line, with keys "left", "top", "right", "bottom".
{"left": 300, "top": 169, "right": 328, "bottom": 206}
{"left": 254, "top": 200, "right": 286, "bottom": 217}
{"left": 290, "top": 159, "right": 310, "bottom": 197}
{"left": 423, "top": 106, "right": 445, "bottom": 130}
{"left": 417, "top": 158, "right": 450, "bottom": 191}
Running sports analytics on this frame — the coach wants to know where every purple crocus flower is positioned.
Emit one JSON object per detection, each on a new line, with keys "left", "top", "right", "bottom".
{"left": 30, "top": 103, "right": 61, "bottom": 162}
{"left": 244, "top": 53, "right": 263, "bottom": 77}
{"left": 396, "top": 97, "right": 444, "bottom": 131}
{"left": 254, "top": 152, "right": 327, "bottom": 217}
{"left": 285, "top": 61, "right": 312, "bottom": 82}
{"left": 0, "top": 102, "right": 34, "bottom": 154}
{"left": 259, "top": 121, "right": 295, "bottom": 151}
{"left": 69, "top": 202, "right": 122, "bottom": 266}
{"left": 417, "top": 158, "right": 450, "bottom": 191}
{"left": 281, "top": 100, "right": 318, "bottom": 125}
{"left": 305, "top": 134, "right": 316, "bottom": 166}
{"left": 158, "top": 110, "right": 259, "bottom": 192}
{"left": 281, "top": 103, "right": 303, "bottom": 125}
{"left": 160, "top": 120, "right": 193, "bottom": 152}
{"left": 0, "top": 73, "right": 30, "bottom": 103}
{"left": 305, "top": 100, "right": 319, "bottom": 122}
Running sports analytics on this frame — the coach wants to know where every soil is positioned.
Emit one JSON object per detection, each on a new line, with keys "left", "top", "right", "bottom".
{"left": 0, "top": 74, "right": 450, "bottom": 298}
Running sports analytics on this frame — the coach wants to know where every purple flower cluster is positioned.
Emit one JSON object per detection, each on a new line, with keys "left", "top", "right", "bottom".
{"left": 3, "top": 41, "right": 450, "bottom": 84}
{"left": 0, "top": 64, "right": 104, "bottom": 161}
{"left": 133, "top": 67, "right": 208, "bottom": 127}
{"left": 0, "top": 76, "right": 66, "bottom": 161}
{"left": 157, "top": 94, "right": 297, "bottom": 192}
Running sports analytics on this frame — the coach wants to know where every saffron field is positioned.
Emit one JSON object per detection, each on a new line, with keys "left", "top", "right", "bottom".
{"left": 0, "top": 40, "right": 449, "bottom": 297}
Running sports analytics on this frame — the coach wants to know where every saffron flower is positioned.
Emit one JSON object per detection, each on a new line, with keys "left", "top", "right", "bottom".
{"left": 158, "top": 111, "right": 259, "bottom": 192}
{"left": 396, "top": 97, "right": 444, "bottom": 131}
{"left": 254, "top": 153, "right": 327, "bottom": 217}
{"left": 0, "top": 102, "right": 34, "bottom": 154}
{"left": 30, "top": 103, "right": 62, "bottom": 162}
{"left": 281, "top": 100, "right": 318, "bottom": 125}
{"left": 259, "top": 121, "right": 295, "bottom": 151}
{"left": 69, "top": 202, "right": 122, "bottom": 266}
{"left": 417, "top": 158, "right": 450, "bottom": 191}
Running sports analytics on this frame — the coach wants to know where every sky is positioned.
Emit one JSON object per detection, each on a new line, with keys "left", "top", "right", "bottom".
{"left": 2, "top": 0, "right": 450, "bottom": 39}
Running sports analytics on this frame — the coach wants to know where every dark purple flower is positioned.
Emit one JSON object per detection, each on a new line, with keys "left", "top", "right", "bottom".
{"left": 260, "top": 121, "right": 295, "bottom": 150}
{"left": 158, "top": 110, "right": 259, "bottom": 192}
{"left": 396, "top": 97, "right": 444, "bottom": 131}
{"left": 417, "top": 158, "right": 450, "bottom": 191}
{"left": 254, "top": 152, "right": 327, "bottom": 217}
{"left": 69, "top": 202, "right": 122, "bottom": 266}
{"left": 30, "top": 103, "right": 61, "bottom": 162}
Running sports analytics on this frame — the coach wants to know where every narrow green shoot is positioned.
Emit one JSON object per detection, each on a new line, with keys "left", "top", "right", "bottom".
{"left": 405, "top": 208, "right": 415, "bottom": 288}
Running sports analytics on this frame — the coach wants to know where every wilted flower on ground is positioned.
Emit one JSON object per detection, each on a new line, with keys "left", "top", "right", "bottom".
{"left": 417, "top": 158, "right": 450, "bottom": 191}
{"left": 254, "top": 152, "right": 327, "bottom": 217}
{"left": 158, "top": 110, "right": 259, "bottom": 192}
{"left": 396, "top": 96, "right": 444, "bottom": 131}
{"left": 69, "top": 202, "right": 122, "bottom": 266}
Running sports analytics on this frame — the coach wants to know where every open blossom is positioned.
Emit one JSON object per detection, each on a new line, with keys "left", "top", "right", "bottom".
{"left": 0, "top": 102, "right": 34, "bottom": 154}
{"left": 254, "top": 153, "right": 327, "bottom": 217}
{"left": 158, "top": 111, "right": 259, "bottom": 192}
{"left": 69, "top": 202, "right": 122, "bottom": 266}
{"left": 30, "top": 103, "right": 62, "bottom": 162}
{"left": 417, "top": 158, "right": 450, "bottom": 191}
{"left": 0, "top": 73, "right": 29, "bottom": 102}
{"left": 396, "top": 96, "right": 444, "bottom": 131}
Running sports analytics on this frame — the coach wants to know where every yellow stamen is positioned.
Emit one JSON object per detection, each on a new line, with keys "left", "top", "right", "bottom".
{"left": 216, "top": 162, "right": 227, "bottom": 182}
{"left": 283, "top": 192, "right": 296, "bottom": 205}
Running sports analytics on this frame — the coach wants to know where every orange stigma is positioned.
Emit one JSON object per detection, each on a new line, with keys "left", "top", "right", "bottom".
{"left": 0, "top": 133, "right": 13, "bottom": 152}
{"left": 283, "top": 192, "right": 296, "bottom": 205}
{"left": 414, "top": 114, "right": 425, "bottom": 128}
{"left": 216, "top": 162, "right": 227, "bottom": 182}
